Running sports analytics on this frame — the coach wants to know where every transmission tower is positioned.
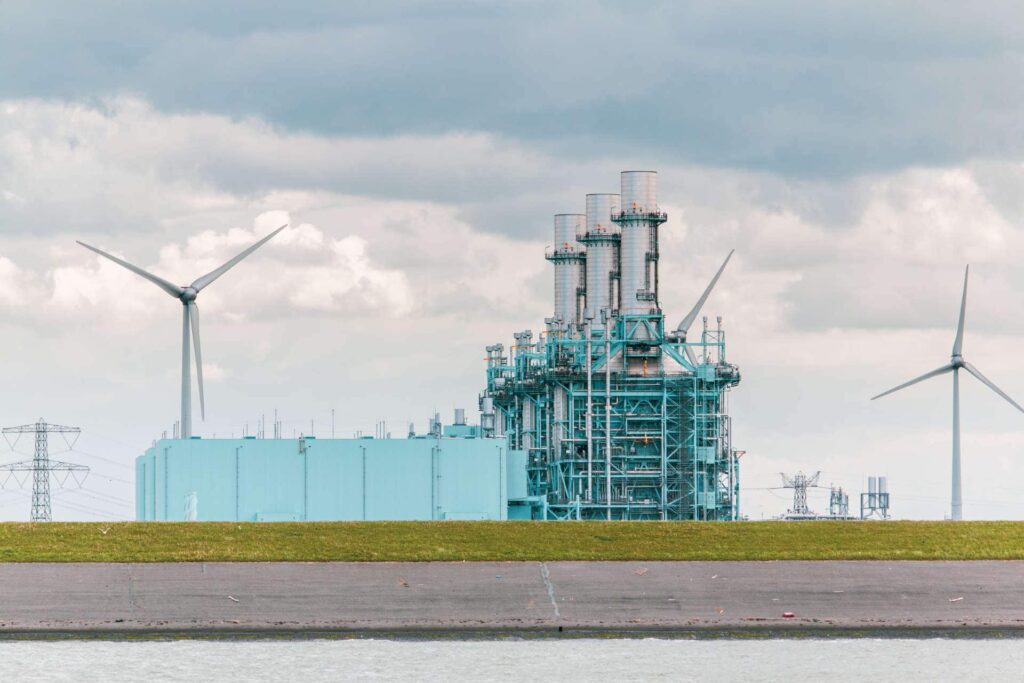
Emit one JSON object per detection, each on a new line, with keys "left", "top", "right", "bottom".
{"left": 0, "top": 418, "right": 88, "bottom": 521}
{"left": 780, "top": 471, "right": 821, "bottom": 516}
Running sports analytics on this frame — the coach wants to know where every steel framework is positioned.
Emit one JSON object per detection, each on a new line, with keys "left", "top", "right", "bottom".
{"left": 484, "top": 318, "right": 739, "bottom": 520}
{"left": 780, "top": 471, "right": 821, "bottom": 517}
{"left": 482, "top": 171, "right": 742, "bottom": 521}
{"left": 0, "top": 419, "right": 88, "bottom": 521}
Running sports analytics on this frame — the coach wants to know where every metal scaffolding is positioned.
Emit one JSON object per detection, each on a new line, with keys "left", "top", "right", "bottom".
{"left": 481, "top": 171, "right": 742, "bottom": 521}
{"left": 486, "top": 318, "right": 740, "bottom": 520}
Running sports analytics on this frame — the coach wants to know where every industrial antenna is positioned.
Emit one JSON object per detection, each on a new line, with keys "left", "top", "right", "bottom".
{"left": 780, "top": 471, "right": 821, "bottom": 516}
{"left": 77, "top": 225, "right": 286, "bottom": 438}
{"left": 871, "top": 266, "right": 1024, "bottom": 520}
{"left": 0, "top": 419, "right": 88, "bottom": 521}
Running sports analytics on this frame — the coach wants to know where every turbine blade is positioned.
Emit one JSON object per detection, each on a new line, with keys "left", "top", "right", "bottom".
{"left": 871, "top": 363, "right": 954, "bottom": 401}
{"left": 189, "top": 303, "right": 205, "bottom": 421}
{"left": 962, "top": 361, "right": 1024, "bottom": 414}
{"left": 952, "top": 265, "right": 969, "bottom": 356}
{"left": 191, "top": 224, "right": 287, "bottom": 291}
{"left": 677, "top": 250, "right": 734, "bottom": 336}
{"left": 76, "top": 241, "right": 184, "bottom": 298}
{"left": 683, "top": 344, "right": 698, "bottom": 366}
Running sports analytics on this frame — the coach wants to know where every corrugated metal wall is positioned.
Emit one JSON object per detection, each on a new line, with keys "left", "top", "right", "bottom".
{"left": 135, "top": 437, "right": 519, "bottom": 521}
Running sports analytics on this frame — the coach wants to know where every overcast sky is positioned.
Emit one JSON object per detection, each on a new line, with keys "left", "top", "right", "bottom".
{"left": 2, "top": 1, "right": 1024, "bottom": 521}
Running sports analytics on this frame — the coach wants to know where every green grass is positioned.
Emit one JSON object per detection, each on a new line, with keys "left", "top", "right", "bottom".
{"left": 1, "top": 521, "right": 1023, "bottom": 562}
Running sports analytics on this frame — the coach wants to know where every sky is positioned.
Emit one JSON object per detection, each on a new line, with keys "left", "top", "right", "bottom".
{"left": 2, "top": 1, "right": 1024, "bottom": 521}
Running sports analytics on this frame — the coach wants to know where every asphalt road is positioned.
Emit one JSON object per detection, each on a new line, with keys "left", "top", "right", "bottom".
{"left": 1, "top": 561, "right": 1023, "bottom": 636}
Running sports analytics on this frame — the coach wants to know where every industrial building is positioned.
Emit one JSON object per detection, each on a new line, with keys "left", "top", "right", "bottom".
{"left": 134, "top": 169, "right": 743, "bottom": 523}
{"left": 480, "top": 171, "right": 742, "bottom": 520}
{"left": 136, "top": 433, "right": 524, "bottom": 521}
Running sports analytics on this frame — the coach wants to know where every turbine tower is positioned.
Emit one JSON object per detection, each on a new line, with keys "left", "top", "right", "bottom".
{"left": 871, "top": 265, "right": 1024, "bottom": 520}
{"left": 78, "top": 225, "right": 286, "bottom": 438}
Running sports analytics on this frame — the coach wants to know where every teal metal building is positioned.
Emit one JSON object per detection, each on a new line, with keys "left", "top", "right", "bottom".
{"left": 136, "top": 436, "right": 523, "bottom": 521}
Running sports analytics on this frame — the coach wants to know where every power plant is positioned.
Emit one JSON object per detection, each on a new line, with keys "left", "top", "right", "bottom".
{"left": 42, "top": 175, "right": 1015, "bottom": 524}
{"left": 13, "top": 186, "right": 1018, "bottom": 523}
{"left": 481, "top": 171, "right": 741, "bottom": 520}
{"left": 128, "top": 170, "right": 746, "bottom": 522}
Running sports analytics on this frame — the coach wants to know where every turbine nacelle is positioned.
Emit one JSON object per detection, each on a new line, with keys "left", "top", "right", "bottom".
{"left": 180, "top": 287, "right": 199, "bottom": 303}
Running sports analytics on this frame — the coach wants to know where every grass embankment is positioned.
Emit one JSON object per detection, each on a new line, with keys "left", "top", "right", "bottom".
{"left": 1, "top": 521, "right": 1023, "bottom": 562}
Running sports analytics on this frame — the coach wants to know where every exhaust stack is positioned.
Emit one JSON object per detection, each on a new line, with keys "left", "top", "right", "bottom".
{"left": 579, "top": 193, "right": 621, "bottom": 329}
{"left": 615, "top": 171, "right": 665, "bottom": 317}
{"left": 546, "top": 214, "right": 586, "bottom": 330}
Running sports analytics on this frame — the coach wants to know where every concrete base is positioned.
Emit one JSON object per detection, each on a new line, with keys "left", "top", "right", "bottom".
{"left": 2, "top": 561, "right": 1024, "bottom": 637}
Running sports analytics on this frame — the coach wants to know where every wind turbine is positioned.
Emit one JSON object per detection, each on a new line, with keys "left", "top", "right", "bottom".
{"left": 871, "top": 265, "right": 1024, "bottom": 520}
{"left": 77, "top": 225, "right": 287, "bottom": 438}
{"left": 672, "top": 249, "right": 735, "bottom": 364}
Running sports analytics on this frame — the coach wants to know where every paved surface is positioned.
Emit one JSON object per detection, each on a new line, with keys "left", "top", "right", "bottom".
{"left": 1, "top": 561, "right": 1023, "bottom": 636}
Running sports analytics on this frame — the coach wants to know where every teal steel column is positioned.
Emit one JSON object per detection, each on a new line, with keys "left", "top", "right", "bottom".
{"left": 605, "top": 333, "right": 612, "bottom": 521}
{"left": 661, "top": 383, "right": 667, "bottom": 521}
{"left": 586, "top": 334, "right": 593, "bottom": 501}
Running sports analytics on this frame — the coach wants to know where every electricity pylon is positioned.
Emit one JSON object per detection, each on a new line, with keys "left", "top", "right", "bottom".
{"left": 0, "top": 419, "right": 88, "bottom": 521}
{"left": 780, "top": 471, "right": 821, "bottom": 516}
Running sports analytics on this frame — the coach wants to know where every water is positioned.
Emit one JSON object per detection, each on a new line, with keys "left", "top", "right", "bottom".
{"left": 1, "top": 638, "right": 1020, "bottom": 682}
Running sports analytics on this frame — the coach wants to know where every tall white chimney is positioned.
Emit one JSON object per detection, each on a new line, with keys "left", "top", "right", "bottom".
{"left": 579, "top": 193, "right": 621, "bottom": 329}
{"left": 616, "top": 171, "right": 665, "bottom": 317}
{"left": 546, "top": 213, "right": 586, "bottom": 329}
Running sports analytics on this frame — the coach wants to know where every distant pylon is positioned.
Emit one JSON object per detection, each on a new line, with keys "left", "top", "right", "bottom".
{"left": 780, "top": 471, "right": 821, "bottom": 516}
{"left": 0, "top": 418, "right": 88, "bottom": 521}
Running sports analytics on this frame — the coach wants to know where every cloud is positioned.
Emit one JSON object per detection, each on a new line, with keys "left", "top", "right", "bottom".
{"left": 2, "top": 2, "right": 1023, "bottom": 176}
{"left": 6, "top": 96, "right": 1024, "bottom": 345}
{"left": 0, "top": 97, "right": 599, "bottom": 239}
{"left": 48, "top": 214, "right": 413, "bottom": 323}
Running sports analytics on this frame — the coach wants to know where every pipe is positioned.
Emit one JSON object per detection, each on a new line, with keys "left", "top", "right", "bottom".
{"left": 605, "top": 332, "right": 612, "bottom": 520}
{"left": 661, "top": 383, "right": 667, "bottom": 521}
{"left": 586, "top": 332, "right": 593, "bottom": 502}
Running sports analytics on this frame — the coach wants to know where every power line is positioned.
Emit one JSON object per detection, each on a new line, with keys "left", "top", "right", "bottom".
{"left": 28, "top": 481, "right": 135, "bottom": 519}
{"left": 51, "top": 498, "right": 131, "bottom": 521}
{"left": 65, "top": 488, "right": 132, "bottom": 508}
{"left": 64, "top": 447, "right": 135, "bottom": 471}
{"left": 50, "top": 489, "right": 132, "bottom": 520}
